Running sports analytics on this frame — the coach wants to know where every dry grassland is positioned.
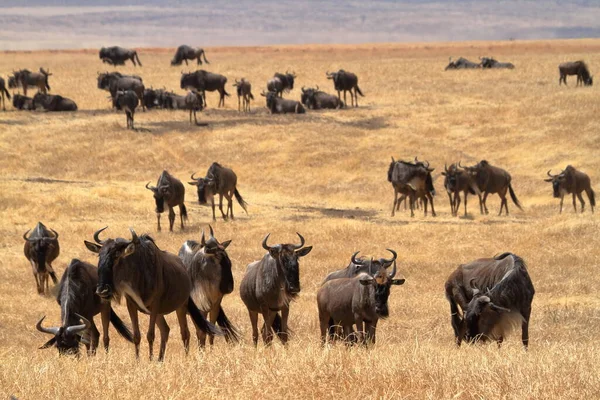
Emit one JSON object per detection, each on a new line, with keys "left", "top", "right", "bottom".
{"left": 1, "top": 39, "right": 599, "bottom": 399}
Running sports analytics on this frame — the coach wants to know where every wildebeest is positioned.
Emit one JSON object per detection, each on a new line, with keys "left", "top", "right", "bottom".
{"left": 559, "top": 61, "right": 593, "bottom": 86}
{"left": 13, "top": 68, "right": 51, "bottom": 95}
{"left": 445, "top": 252, "right": 534, "bottom": 348}
{"left": 114, "top": 90, "right": 139, "bottom": 129}
{"left": 99, "top": 46, "right": 142, "bottom": 67}
{"left": 8, "top": 75, "right": 17, "bottom": 89}
{"left": 85, "top": 227, "right": 221, "bottom": 361}
{"left": 178, "top": 225, "right": 240, "bottom": 347}
{"left": 261, "top": 90, "right": 305, "bottom": 114}
{"left": 460, "top": 160, "right": 522, "bottom": 216}
{"left": 240, "top": 233, "right": 312, "bottom": 345}
{"left": 444, "top": 57, "right": 481, "bottom": 70}
{"left": 97, "top": 72, "right": 145, "bottom": 111}
{"left": 545, "top": 166, "right": 595, "bottom": 213}
{"left": 388, "top": 157, "right": 436, "bottom": 217}
{"left": 0, "top": 77, "right": 10, "bottom": 110}
{"left": 480, "top": 57, "right": 515, "bottom": 69}
{"left": 185, "top": 90, "right": 204, "bottom": 125}
{"left": 266, "top": 71, "right": 296, "bottom": 98}
{"left": 322, "top": 249, "right": 397, "bottom": 283}
{"left": 32, "top": 93, "right": 78, "bottom": 111}
{"left": 145, "top": 170, "right": 187, "bottom": 232}
{"left": 23, "top": 222, "right": 59, "bottom": 295}
{"left": 142, "top": 88, "right": 160, "bottom": 109}
{"left": 188, "top": 162, "right": 248, "bottom": 221}
{"left": 233, "top": 78, "right": 254, "bottom": 112}
{"left": 156, "top": 90, "right": 186, "bottom": 109}
{"left": 171, "top": 45, "right": 210, "bottom": 66}
{"left": 12, "top": 94, "right": 33, "bottom": 110}
{"left": 36, "top": 258, "right": 134, "bottom": 355}
{"left": 326, "top": 70, "right": 364, "bottom": 107}
{"left": 300, "top": 86, "right": 344, "bottom": 110}
{"left": 180, "top": 70, "right": 229, "bottom": 108}
{"left": 441, "top": 163, "right": 481, "bottom": 217}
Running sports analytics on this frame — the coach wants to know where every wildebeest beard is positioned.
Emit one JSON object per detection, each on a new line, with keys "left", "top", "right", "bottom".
{"left": 219, "top": 254, "right": 234, "bottom": 294}
{"left": 552, "top": 181, "right": 561, "bottom": 198}
{"left": 281, "top": 257, "right": 301, "bottom": 296}
{"left": 155, "top": 195, "right": 165, "bottom": 213}
{"left": 97, "top": 246, "right": 118, "bottom": 300}
{"left": 374, "top": 284, "right": 390, "bottom": 318}
{"left": 197, "top": 183, "right": 208, "bottom": 204}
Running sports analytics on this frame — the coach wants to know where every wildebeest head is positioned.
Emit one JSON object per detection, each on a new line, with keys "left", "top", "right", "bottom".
{"left": 285, "top": 71, "right": 296, "bottom": 89}
{"left": 201, "top": 225, "right": 234, "bottom": 294}
{"left": 36, "top": 313, "right": 91, "bottom": 355}
{"left": 358, "top": 256, "right": 405, "bottom": 318}
{"left": 545, "top": 169, "right": 571, "bottom": 198}
{"left": 262, "top": 232, "right": 312, "bottom": 295}
{"left": 260, "top": 90, "right": 278, "bottom": 109}
{"left": 188, "top": 172, "right": 216, "bottom": 204}
{"left": 441, "top": 163, "right": 460, "bottom": 192}
{"left": 463, "top": 279, "right": 511, "bottom": 343}
{"left": 8, "top": 75, "right": 17, "bottom": 89}
{"left": 23, "top": 224, "right": 59, "bottom": 274}
{"left": 97, "top": 72, "right": 114, "bottom": 90}
{"left": 180, "top": 71, "right": 198, "bottom": 90}
{"left": 300, "top": 86, "right": 320, "bottom": 108}
{"left": 145, "top": 181, "right": 171, "bottom": 213}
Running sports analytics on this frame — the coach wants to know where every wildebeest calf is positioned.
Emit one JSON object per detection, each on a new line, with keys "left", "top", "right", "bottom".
{"left": 233, "top": 78, "right": 254, "bottom": 112}
{"left": 23, "top": 222, "right": 59, "bottom": 295}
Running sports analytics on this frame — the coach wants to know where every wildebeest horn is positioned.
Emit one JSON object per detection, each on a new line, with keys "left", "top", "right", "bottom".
{"left": 190, "top": 172, "right": 201, "bottom": 180}
{"left": 315, "top": 85, "right": 319, "bottom": 91}
{"left": 547, "top": 170, "right": 554, "bottom": 177}
{"left": 200, "top": 230, "right": 206, "bottom": 247}
{"left": 388, "top": 260, "right": 397, "bottom": 279}
{"left": 444, "top": 163, "right": 448, "bottom": 173}
{"left": 129, "top": 228, "right": 139, "bottom": 243}
{"left": 145, "top": 182, "right": 156, "bottom": 191}
{"left": 36, "top": 316, "right": 60, "bottom": 336}
{"left": 65, "top": 313, "right": 91, "bottom": 335}
{"left": 369, "top": 257, "right": 374, "bottom": 276}
{"left": 23, "top": 229, "right": 35, "bottom": 242}
{"left": 391, "top": 156, "right": 395, "bottom": 163}
{"left": 93, "top": 226, "right": 108, "bottom": 245}
{"left": 49, "top": 228, "right": 59, "bottom": 240}
{"left": 458, "top": 161, "right": 464, "bottom": 169}
{"left": 424, "top": 160, "right": 430, "bottom": 169}
{"left": 301, "top": 86, "right": 306, "bottom": 93}
{"left": 209, "top": 224, "right": 214, "bottom": 238}
{"left": 414, "top": 156, "right": 419, "bottom": 163}
{"left": 351, "top": 251, "right": 364, "bottom": 266}
{"left": 382, "top": 249, "right": 397, "bottom": 265}
{"left": 262, "top": 233, "right": 272, "bottom": 251}
{"left": 293, "top": 232, "right": 305, "bottom": 249}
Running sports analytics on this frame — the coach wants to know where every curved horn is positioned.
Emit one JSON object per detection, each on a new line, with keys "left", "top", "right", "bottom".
{"left": 293, "top": 232, "right": 305, "bottom": 249}
{"left": 351, "top": 251, "right": 365, "bottom": 266}
{"left": 190, "top": 172, "right": 201, "bottom": 180}
{"left": 382, "top": 248, "right": 397, "bottom": 265}
{"left": 65, "top": 313, "right": 91, "bottom": 335}
{"left": 315, "top": 85, "right": 319, "bottom": 91}
{"left": 445, "top": 163, "right": 448, "bottom": 173}
{"left": 547, "top": 169, "right": 554, "bottom": 178}
{"left": 369, "top": 257, "right": 374, "bottom": 276}
{"left": 200, "top": 230, "right": 206, "bottom": 247}
{"left": 458, "top": 160, "right": 464, "bottom": 169}
{"left": 262, "top": 233, "right": 272, "bottom": 251}
{"left": 93, "top": 226, "right": 108, "bottom": 245}
{"left": 209, "top": 224, "right": 214, "bottom": 238}
{"left": 301, "top": 86, "right": 306, "bottom": 93}
{"left": 414, "top": 156, "right": 419, "bottom": 164}
{"left": 23, "top": 229, "right": 34, "bottom": 242}
{"left": 391, "top": 156, "right": 395, "bottom": 163}
{"left": 36, "top": 316, "right": 60, "bottom": 336}
{"left": 129, "top": 227, "right": 139, "bottom": 243}
{"left": 388, "top": 260, "right": 397, "bottom": 279}
{"left": 49, "top": 228, "right": 59, "bottom": 240}
{"left": 145, "top": 182, "right": 155, "bottom": 191}
{"left": 424, "top": 160, "right": 430, "bottom": 169}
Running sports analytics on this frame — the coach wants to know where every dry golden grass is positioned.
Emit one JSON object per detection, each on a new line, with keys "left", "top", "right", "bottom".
{"left": 1, "top": 39, "right": 600, "bottom": 399}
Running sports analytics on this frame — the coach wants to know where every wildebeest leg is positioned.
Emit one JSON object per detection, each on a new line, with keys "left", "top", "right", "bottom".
{"left": 185, "top": 59, "right": 189, "bottom": 66}
{"left": 343, "top": 90, "right": 347, "bottom": 108}
{"left": 101, "top": 305, "right": 110, "bottom": 351}
{"left": 354, "top": 88, "right": 359, "bottom": 107}
{"left": 391, "top": 189, "right": 398, "bottom": 217}
{"left": 126, "top": 298, "right": 141, "bottom": 359}
{"left": 428, "top": 193, "right": 436, "bottom": 217}
{"left": 572, "top": 193, "right": 577, "bottom": 212}
{"left": 225, "top": 192, "right": 234, "bottom": 220}
{"left": 559, "top": 194, "right": 564, "bottom": 213}
{"left": 261, "top": 308, "right": 276, "bottom": 345}
{"left": 279, "top": 305, "right": 290, "bottom": 344}
{"left": 482, "top": 192, "right": 489, "bottom": 214}
{"left": 156, "top": 315, "right": 170, "bottom": 362}
{"left": 423, "top": 196, "right": 428, "bottom": 216}
{"left": 156, "top": 212, "right": 161, "bottom": 232}
{"left": 354, "top": 317, "right": 366, "bottom": 344}
{"left": 521, "top": 306, "right": 531, "bottom": 349}
{"left": 218, "top": 193, "right": 227, "bottom": 220}
{"left": 146, "top": 312, "right": 158, "bottom": 361}
{"left": 195, "top": 309, "right": 207, "bottom": 348}
{"left": 41, "top": 273, "right": 49, "bottom": 295}
{"left": 248, "top": 310, "right": 259, "bottom": 347}
{"left": 238, "top": 94, "right": 241, "bottom": 111}
{"left": 210, "top": 196, "right": 216, "bottom": 221}
{"left": 175, "top": 306, "right": 190, "bottom": 354}
{"left": 577, "top": 192, "right": 586, "bottom": 213}
{"left": 168, "top": 206, "right": 175, "bottom": 232}
{"left": 89, "top": 320, "right": 100, "bottom": 355}
{"left": 409, "top": 193, "right": 416, "bottom": 218}
{"left": 496, "top": 336, "right": 504, "bottom": 349}
{"left": 585, "top": 189, "right": 595, "bottom": 213}
{"left": 366, "top": 321, "right": 377, "bottom": 344}
{"left": 319, "top": 311, "right": 330, "bottom": 345}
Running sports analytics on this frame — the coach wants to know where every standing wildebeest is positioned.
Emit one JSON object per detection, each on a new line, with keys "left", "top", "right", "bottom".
{"left": 32, "top": 93, "right": 78, "bottom": 111}
{"left": 326, "top": 70, "right": 364, "bottom": 107}
{"left": 145, "top": 170, "right": 188, "bottom": 232}
{"left": 84, "top": 227, "right": 221, "bottom": 361}
{"left": 36, "top": 258, "right": 134, "bottom": 355}
{"left": 441, "top": 163, "right": 481, "bottom": 217}
{"left": 444, "top": 57, "right": 481, "bottom": 70}
{"left": 185, "top": 90, "right": 204, "bottom": 125}
{"left": 240, "top": 233, "right": 312, "bottom": 345}
{"left": 13, "top": 68, "right": 51, "bottom": 95}
{"left": 180, "top": 70, "right": 229, "bottom": 108}
{"left": 480, "top": 57, "right": 515, "bottom": 69}
{"left": 322, "top": 250, "right": 397, "bottom": 283}
{"left": 23, "top": 222, "right": 59, "bottom": 295}
{"left": 12, "top": 94, "right": 33, "bottom": 110}
{"left": 178, "top": 225, "right": 240, "bottom": 347}
{"left": 267, "top": 71, "right": 296, "bottom": 98}
{"left": 300, "top": 86, "right": 344, "bottom": 110}
{"left": 460, "top": 160, "right": 522, "bottom": 216}
{"left": 445, "top": 252, "right": 534, "bottom": 348}
{"left": 97, "top": 72, "right": 145, "bottom": 111}
{"left": 0, "top": 77, "right": 10, "bottom": 110}
{"left": 559, "top": 61, "right": 593, "bottom": 86}
{"left": 388, "top": 157, "right": 436, "bottom": 217}
{"left": 261, "top": 90, "right": 305, "bottom": 114}
{"left": 99, "top": 46, "right": 142, "bottom": 67}
{"left": 545, "top": 166, "right": 595, "bottom": 213}
{"left": 233, "top": 78, "right": 254, "bottom": 112}
{"left": 171, "top": 45, "right": 210, "bottom": 66}
{"left": 188, "top": 162, "right": 248, "bottom": 221}
{"left": 114, "top": 90, "right": 139, "bottom": 129}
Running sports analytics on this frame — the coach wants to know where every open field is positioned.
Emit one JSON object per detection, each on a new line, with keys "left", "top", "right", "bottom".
{"left": 1, "top": 39, "right": 600, "bottom": 399}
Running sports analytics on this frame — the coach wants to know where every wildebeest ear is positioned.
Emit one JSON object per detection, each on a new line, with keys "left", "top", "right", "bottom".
{"left": 39, "top": 337, "right": 57, "bottom": 349}
{"left": 296, "top": 246, "right": 313, "bottom": 257}
{"left": 544, "top": 178, "right": 553, "bottom": 182}
{"left": 221, "top": 240, "right": 232, "bottom": 249}
{"left": 391, "top": 278, "right": 406, "bottom": 285}
{"left": 188, "top": 181, "right": 199, "bottom": 186}
{"left": 122, "top": 242, "right": 136, "bottom": 258}
{"left": 84, "top": 240, "right": 101, "bottom": 254}
{"left": 441, "top": 172, "right": 447, "bottom": 176}
{"left": 359, "top": 276, "right": 374, "bottom": 286}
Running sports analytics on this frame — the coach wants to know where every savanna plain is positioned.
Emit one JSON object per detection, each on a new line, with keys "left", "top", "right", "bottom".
{"left": 1, "top": 40, "right": 599, "bottom": 399}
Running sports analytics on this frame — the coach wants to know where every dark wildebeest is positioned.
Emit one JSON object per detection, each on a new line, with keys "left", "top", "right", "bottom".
{"left": 188, "top": 162, "right": 248, "bottom": 221}
{"left": 23, "top": 222, "right": 59, "bottom": 295}
{"left": 480, "top": 57, "right": 515, "bottom": 69}
{"left": 185, "top": 90, "right": 204, "bottom": 125}
{"left": 178, "top": 225, "right": 240, "bottom": 347}
{"left": 97, "top": 72, "right": 145, "bottom": 111}
{"left": 445, "top": 252, "right": 534, "bottom": 348}
{"left": 14, "top": 68, "right": 51, "bottom": 95}
{"left": 8, "top": 75, "right": 17, "bottom": 89}
{"left": 180, "top": 70, "right": 229, "bottom": 108}
{"left": 267, "top": 71, "right": 296, "bottom": 98}
{"left": 0, "top": 77, "right": 10, "bottom": 110}
{"left": 85, "top": 227, "right": 221, "bottom": 361}
{"left": 444, "top": 57, "right": 481, "bottom": 70}
{"left": 114, "top": 90, "right": 139, "bottom": 129}
{"left": 300, "top": 86, "right": 344, "bottom": 110}
{"left": 326, "top": 70, "right": 364, "bottom": 107}
{"left": 145, "top": 170, "right": 188, "bottom": 232}
{"left": 261, "top": 90, "right": 305, "bottom": 114}
{"left": 460, "top": 160, "right": 522, "bottom": 216}
{"left": 99, "top": 46, "right": 142, "bottom": 67}
{"left": 36, "top": 258, "right": 134, "bottom": 355}
{"left": 157, "top": 90, "right": 187, "bottom": 109}
{"left": 233, "top": 78, "right": 254, "bottom": 112}
{"left": 171, "top": 45, "right": 210, "bottom": 66}
{"left": 558, "top": 61, "right": 593, "bottom": 86}
{"left": 545, "top": 166, "right": 595, "bottom": 213}
{"left": 322, "top": 250, "right": 397, "bottom": 283}
{"left": 388, "top": 157, "right": 436, "bottom": 217}
{"left": 240, "top": 233, "right": 312, "bottom": 346}
{"left": 12, "top": 94, "right": 33, "bottom": 110}
{"left": 143, "top": 88, "right": 160, "bottom": 109}
{"left": 32, "top": 93, "right": 78, "bottom": 111}
{"left": 441, "top": 163, "right": 481, "bottom": 217}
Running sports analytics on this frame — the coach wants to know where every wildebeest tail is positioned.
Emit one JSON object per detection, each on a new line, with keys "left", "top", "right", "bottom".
{"left": 508, "top": 183, "right": 523, "bottom": 210}
{"left": 187, "top": 298, "right": 222, "bottom": 336}
{"left": 589, "top": 188, "right": 596, "bottom": 208}
{"left": 355, "top": 85, "right": 364, "bottom": 97}
{"left": 248, "top": 92, "right": 254, "bottom": 100}
{"left": 216, "top": 306, "right": 240, "bottom": 343}
{"left": 224, "top": 88, "right": 231, "bottom": 97}
{"left": 234, "top": 188, "right": 248, "bottom": 214}
{"left": 202, "top": 51, "right": 210, "bottom": 64}
{"left": 110, "top": 308, "right": 134, "bottom": 343}
{"left": 134, "top": 51, "right": 142, "bottom": 67}
{"left": 1, "top": 86, "right": 10, "bottom": 100}
{"left": 180, "top": 203, "right": 188, "bottom": 220}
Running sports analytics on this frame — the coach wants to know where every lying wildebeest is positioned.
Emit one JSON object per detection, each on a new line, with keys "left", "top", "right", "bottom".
{"left": 558, "top": 61, "right": 593, "bottom": 86}
{"left": 326, "top": 70, "right": 364, "bottom": 107}
{"left": 266, "top": 71, "right": 296, "bottom": 98}
{"left": 114, "top": 90, "right": 139, "bottom": 129}
{"left": 240, "top": 233, "right": 312, "bottom": 345}
{"left": 32, "top": 93, "right": 78, "bottom": 111}
{"left": 445, "top": 252, "right": 534, "bottom": 348}
{"left": 13, "top": 68, "right": 51, "bottom": 95}
{"left": 143, "top": 87, "right": 161, "bottom": 109}
{"left": 460, "top": 160, "right": 522, "bottom": 216}
{"left": 480, "top": 57, "right": 515, "bottom": 69}
{"left": 261, "top": 90, "right": 305, "bottom": 114}
{"left": 388, "top": 157, "right": 436, "bottom": 217}
{"left": 99, "top": 46, "right": 142, "bottom": 67}
{"left": 156, "top": 90, "right": 186, "bottom": 109}
{"left": 300, "top": 86, "right": 344, "bottom": 110}
{"left": 0, "top": 77, "right": 10, "bottom": 110}
{"left": 233, "top": 78, "right": 253, "bottom": 112}
{"left": 12, "top": 94, "right": 33, "bottom": 110}
{"left": 23, "top": 222, "right": 59, "bottom": 295}
{"left": 545, "top": 166, "right": 595, "bottom": 213}
{"left": 189, "top": 162, "right": 248, "bottom": 220}
{"left": 441, "top": 163, "right": 481, "bottom": 217}
{"left": 171, "top": 45, "right": 210, "bottom": 66}
{"left": 36, "top": 258, "right": 134, "bottom": 355}
{"left": 185, "top": 90, "right": 204, "bottom": 125}
{"left": 180, "top": 70, "right": 229, "bottom": 108}
{"left": 444, "top": 57, "right": 481, "bottom": 70}
{"left": 317, "top": 253, "right": 404, "bottom": 345}
{"left": 85, "top": 227, "right": 221, "bottom": 361}
{"left": 178, "top": 226, "right": 239, "bottom": 347}
{"left": 97, "top": 72, "right": 145, "bottom": 111}
{"left": 146, "top": 170, "right": 187, "bottom": 232}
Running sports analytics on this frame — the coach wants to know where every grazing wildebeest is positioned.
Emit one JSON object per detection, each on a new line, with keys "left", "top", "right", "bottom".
{"left": 266, "top": 71, "right": 296, "bottom": 98}
{"left": 240, "top": 233, "right": 312, "bottom": 345}
{"left": 85, "top": 227, "right": 221, "bottom": 361}
{"left": 36, "top": 258, "right": 134, "bottom": 355}
{"left": 99, "top": 46, "right": 142, "bottom": 67}
{"left": 0, "top": 77, "right": 10, "bottom": 110}
{"left": 178, "top": 225, "right": 240, "bottom": 347}
{"left": 261, "top": 90, "right": 305, "bottom": 114}
{"left": 185, "top": 90, "right": 204, "bottom": 125}
{"left": 388, "top": 157, "right": 436, "bottom": 217}
{"left": 188, "top": 162, "right": 248, "bottom": 221}
{"left": 460, "top": 160, "right": 522, "bottom": 216}
{"left": 300, "top": 86, "right": 344, "bottom": 110}
{"left": 233, "top": 78, "right": 254, "bottom": 112}
{"left": 145, "top": 170, "right": 188, "bottom": 232}
{"left": 12, "top": 94, "right": 33, "bottom": 110}
{"left": 23, "top": 222, "right": 59, "bottom": 295}
{"left": 114, "top": 90, "right": 139, "bottom": 129}
{"left": 545, "top": 166, "right": 595, "bottom": 213}
{"left": 180, "top": 70, "right": 229, "bottom": 108}
{"left": 326, "top": 70, "right": 364, "bottom": 107}
{"left": 14, "top": 68, "right": 51, "bottom": 95}
{"left": 171, "top": 45, "right": 210, "bottom": 66}
{"left": 444, "top": 57, "right": 481, "bottom": 70}
{"left": 559, "top": 61, "right": 593, "bottom": 86}
{"left": 97, "top": 72, "right": 145, "bottom": 111}
{"left": 441, "top": 163, "right": 481, "bottom": 217}
{"left": 445, "top": 252, "right": 534, "bottom": 348}
{"left": 32, "top": 93, "right": 78, "bottom": 111}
